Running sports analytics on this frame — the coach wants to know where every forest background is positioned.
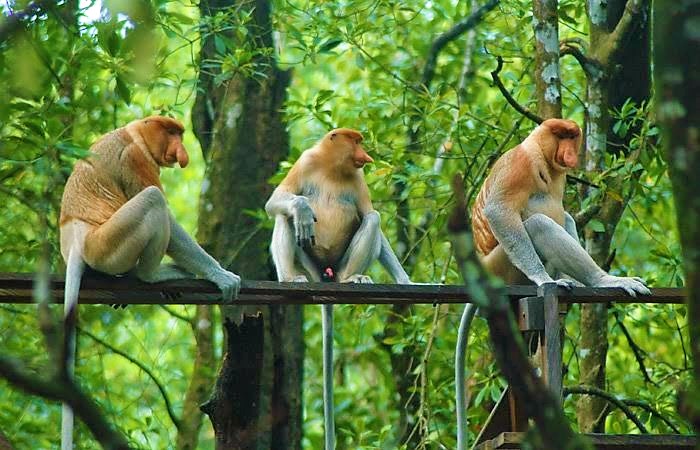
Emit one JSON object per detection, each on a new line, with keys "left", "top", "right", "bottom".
{"left": 0, "top": 0, "right": 692, "bottom": 449}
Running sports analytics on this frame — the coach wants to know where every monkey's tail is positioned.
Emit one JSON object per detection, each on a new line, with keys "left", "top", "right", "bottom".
{"left": 61, "top": 249, "right": 84, "bottom": 450}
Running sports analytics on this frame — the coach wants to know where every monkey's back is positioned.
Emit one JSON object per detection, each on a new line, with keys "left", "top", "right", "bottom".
{"left": 471, "top": 162, "right": 501, "bottom": 257}
{"left": 60, "top": 131, "right": 130, "bottom": 227}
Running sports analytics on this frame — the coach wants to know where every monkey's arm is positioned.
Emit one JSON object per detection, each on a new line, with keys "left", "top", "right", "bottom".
{"left": 165, "top": 215, "right": 241, "bottom": 301}
{"left": 265, "top": 183, "right": 317, "bottom": 248}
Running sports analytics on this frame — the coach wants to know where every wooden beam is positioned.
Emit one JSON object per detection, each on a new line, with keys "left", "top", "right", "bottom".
{"left": 540, "top": 283, "right": 563, "bottom": 402}
{"left": 0, "top": 273, "right": 687, "bottom": 306}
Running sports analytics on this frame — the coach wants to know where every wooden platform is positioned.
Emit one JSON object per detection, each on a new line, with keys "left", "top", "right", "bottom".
{"left": 474, "top": 432, "right": 696, "bottom": 450}
{"left": 0, "top": 273, "right": 686, "bottom": 306}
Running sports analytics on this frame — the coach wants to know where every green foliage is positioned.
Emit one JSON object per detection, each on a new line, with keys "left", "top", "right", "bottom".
{"left": 0, "top": 0, "right": 691, "bottom": 448}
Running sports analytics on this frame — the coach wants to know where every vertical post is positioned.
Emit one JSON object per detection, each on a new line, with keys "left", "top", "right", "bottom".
{"left": 539, "top": 283, "right": 563, "bottom": 403}
{"left": 322, "top": 304, "right": 335, "bottom": 450}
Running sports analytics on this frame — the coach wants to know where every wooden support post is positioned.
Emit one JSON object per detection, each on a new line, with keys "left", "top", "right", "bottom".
{"left": 201, "top": 313, "right": 264, "bottom": 450}
{"left": 539, "top": 283, "right": 563, "bottom": 403}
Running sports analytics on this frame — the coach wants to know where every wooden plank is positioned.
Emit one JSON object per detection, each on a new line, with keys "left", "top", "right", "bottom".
{"left": 479, "top": 432, "right": 696, "bottom": 449}
{"left": 517, "top": 296, "right": 544, "bottom": 331}
{"left": 540, "top": 283, "right": 563, "bottom": 402}
{"left": 587, "top": 433, "right": 696, "bottom": 449}
{"left": 0, "top": 273, "right": 687, "bottom": 306}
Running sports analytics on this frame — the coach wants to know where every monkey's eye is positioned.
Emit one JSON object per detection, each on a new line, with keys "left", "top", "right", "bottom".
{"left": 356, "top": 139, "right": 361, "bottom": 145}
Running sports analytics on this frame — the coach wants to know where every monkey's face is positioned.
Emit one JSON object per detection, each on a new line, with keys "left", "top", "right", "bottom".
{"left": 140, "top": 117, "right": 189, "bottom": 168}
{"left": 328, "top": 129, "right": 374, "bottom": 171}
{"left": 539, "top": 119, "right": 581, "bottom": 170}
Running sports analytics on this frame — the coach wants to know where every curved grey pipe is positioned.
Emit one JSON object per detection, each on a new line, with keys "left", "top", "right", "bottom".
{"left": 322, "top": 304, "right": 336, "bottom": 450}
{"left": 456, "top": 304, "right": 478, "bottom": 450}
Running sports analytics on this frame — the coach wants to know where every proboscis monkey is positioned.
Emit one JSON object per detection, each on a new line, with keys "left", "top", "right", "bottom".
{"left": 471, "top": 118, "right": 650, "bottom": 295}
{"left": 265, "top": 128, "right": 411, "bottom": 450}
{"left": 59, "top": 116, "right": 240, "bottom": 449}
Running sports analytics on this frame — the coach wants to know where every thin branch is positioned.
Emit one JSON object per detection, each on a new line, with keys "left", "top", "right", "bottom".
{"left": 159, "top": 305, "right": 195, "bottom": 325}
{"left": 79, "top": 327, "right": 182, "bottom": 430}
{"left": 574, "top": 204, "right": 602, "bottom": 230}
{"left": 0, "top": 356, "right": 130, "bottom": 450}
{"left": 560, "top": 41, "right": 595, "bottom": 75}
{"left": 490, "top": 56, "right": 543, "bottom": 125}
{"left": 623, "top": 399, "right": 681, "bottom": 434}
{"left": 420, "top": 0, "right": 500, "bottom": 87}
{"left": 612, "top": 310, "right": 657, "bottom": 386}
{"left": 0, "top": 0, "right": 55, "bottom": 43}
{"left": 567, "top": 174, "right": 600, "bottom": 189}
{"left": 564, "top": 385, "right": 648, "bottom": 433}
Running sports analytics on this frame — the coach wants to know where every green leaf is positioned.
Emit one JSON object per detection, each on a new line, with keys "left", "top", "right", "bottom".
{"left": 319, "top": 38, "right": 343, "bottom": 53}
{"left": 115, "top": 77, "right": 131, "bottom": 104}
{"left": 214, "top": 34, "right": 227, "bottom": 55}
{"left": 588, "top": 219, "right": 605, "bottom": 233}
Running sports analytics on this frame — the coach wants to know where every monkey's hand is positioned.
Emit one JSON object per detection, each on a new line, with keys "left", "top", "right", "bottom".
{"left": 594, "top": 274, "right": 650, "bottom": 297}
{"left": 291, "top": 197, "right": 317, "bottom": 247}
{"left": 209, "top": 269, "right": 241, "bottom": 302}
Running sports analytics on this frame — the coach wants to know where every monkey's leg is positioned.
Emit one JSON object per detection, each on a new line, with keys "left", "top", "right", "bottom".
{"left": 271, "top": 215, "right": 318, "bottom": 282}
{"left": 336, "top": 211, "right": 382, "bottom": 283}
{"left": 83, "top": 186, "right": 170, "bottom": 278}
{"left": 525, "top": 213, "right": 649, "bottom": 296}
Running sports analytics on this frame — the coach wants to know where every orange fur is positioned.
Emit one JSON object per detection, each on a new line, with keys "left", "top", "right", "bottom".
{"left": 60, "top": 116, "right": 188, "bottom": 227}
{"left": 471, "top": 120, "right": 581, "bottom": 271}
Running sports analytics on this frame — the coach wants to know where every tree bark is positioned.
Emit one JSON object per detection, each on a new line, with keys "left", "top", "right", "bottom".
{"left": 201, "top": 315, "right": 264, "bottom": 450}
{"left": 654, "top": 0, "right": 700, "bottom": 435}
{"left": 192, "top": 1, "right": 302, "bottom": 448}
{"left": 575, "top": 0, "right": 649, "bottom": 432}
{"left": 532, "top": 0, "right": 562, "bottom": 119}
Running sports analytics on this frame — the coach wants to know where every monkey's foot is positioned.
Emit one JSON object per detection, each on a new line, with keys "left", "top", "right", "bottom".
{"left": 596, "top": 274, "right": 650, "bottom": 297}
{"left": 552, "top": 278, "right": 577, "bottom": 289}
{"left": 340, "top": 274, "right": 374, "bottom": 283}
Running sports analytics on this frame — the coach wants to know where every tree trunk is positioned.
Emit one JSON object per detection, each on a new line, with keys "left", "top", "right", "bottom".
{"left": 191, "top": 1, "right": 302, "bottom": 448}
{"left": 532, "top": 0, "right": 562, "bottom": 119}
{"left": 201, "top": 315, "right": 264, "bottom": 450}
{"left": 654, "top": 0, "right": 700, "bottom": 435}
{"left": 576, "top": 0, "right": 650, "bottom": 432}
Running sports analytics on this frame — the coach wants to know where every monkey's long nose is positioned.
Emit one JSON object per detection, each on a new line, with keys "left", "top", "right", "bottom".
{"left": 177, "top": 147, "right": 189, "bottom": 168}
{"left": 355, "top": 149, "right": 374, "bottom": 167}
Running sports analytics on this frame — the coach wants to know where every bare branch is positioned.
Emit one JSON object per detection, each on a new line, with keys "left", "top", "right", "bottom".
{"left": 79, "top": 327, "right": 182, "bottom": 430}
{"left": 0, "top": 356, "right": 131, "bottom": 450}
{"left": 420, "top": 0, "right": 500, "bottom": 88}
{"left": 574, "top": 204, "right": 602, "bottom": 230}
{"left": 564, "top": 385, "right": 648, "bottom": 433}
{"left": 612, "top": 310, "right": 658, "bottom": 386}
{"left": 606, "top": 0, "right": 646, "bottom": 61}
{"left": 560, "top": 41, "right": 596, "bottom": 75}
{"left": 490, "top": 56, "right": 543, "bottom": 125}
{"left": 623, "top": 399, "right": 682, "bottom": 433}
